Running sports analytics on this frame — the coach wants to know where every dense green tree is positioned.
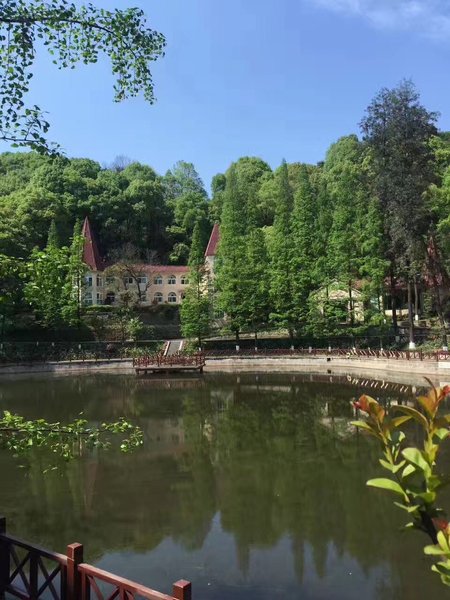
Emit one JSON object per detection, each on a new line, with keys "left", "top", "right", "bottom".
{"left": 215, "top": 166, "right": 248, "bottom": 342}
{"left": 326, "top": 136, "right": 366, "bottom": 326}
{"left": 291, "top": 165, "right": 316, "bottom": 330}
{"left": 163, "top": 161, "right": 207, "bottom": 200}
{"left": 180, "top": 222, "right": 211, "bottom": 347}
{"left": 310, "top": 169, "right": 333, "bottom": 302}
{"left": 269, "top": 160, "right": 296, "bottom": 340}
{"left": 361, "top": 80, "right": 438, "bottom": 345}
{"left": 0, "top": 154, "right": 175, "bottom": 260}
{"left": 164, "top": 161, "right": 210, "bottom": 263}
{"left": 241, "top": 228, "right": 270, "bottom": 341}
{"left": 424, "top": 135, "right": 450, "bottom": 344}
{"left": 0, "top": 0, "right": 166, "bottom": 152}
{"left": 46, "top": 219, "right": 60, "bottom": 249}
{"left": 64, "top": 220, "right": 86, "bottom": 327}
{"left": 0, "top": 253, "right": 23, "bottom": 339}
{"left": 232, "top": 156, "right": 271, "bottom": 190}
{"left": 231, "top": 157, "right": 272, "bottom": 228}
{"left": 209, "top": 173, "right": 226, "bottom": 222}
{"left": 23, "top": 244, "right": 72, "bottom": 327}
{"left": 256, "top": 171, "right": 277, "bottom": 226}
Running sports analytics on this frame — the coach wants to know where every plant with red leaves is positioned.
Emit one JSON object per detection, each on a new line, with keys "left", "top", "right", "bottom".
{"left": 352, "top": 379, "right": 450, "bottom": 586}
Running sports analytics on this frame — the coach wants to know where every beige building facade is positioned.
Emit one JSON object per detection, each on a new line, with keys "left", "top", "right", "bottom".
{"left": 81, "top": 217, "right": 190, "bottom": 306}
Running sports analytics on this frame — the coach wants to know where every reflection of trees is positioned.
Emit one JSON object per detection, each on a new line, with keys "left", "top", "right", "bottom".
{"left": 0, "top": 373, "right": 447, "bottom": 597}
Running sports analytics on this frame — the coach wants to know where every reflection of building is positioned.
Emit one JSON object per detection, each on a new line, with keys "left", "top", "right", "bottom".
{"left": 143, "top": 416, "right": 186, "bottom": 452}
{"left": 81, "top": 217, "right": 189, "bottom": 306}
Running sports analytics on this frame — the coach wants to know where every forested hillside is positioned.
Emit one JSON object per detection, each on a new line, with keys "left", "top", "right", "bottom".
{"left": 0, "top": 155, "right": 211, "bottom": 264}
{"left": 1, "top": 81, "right": 450, "bottom": 344}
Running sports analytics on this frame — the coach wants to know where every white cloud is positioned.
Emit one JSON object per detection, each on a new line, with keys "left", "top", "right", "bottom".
{"left": 309, "top": 0, "right": 450, "bottom": 39}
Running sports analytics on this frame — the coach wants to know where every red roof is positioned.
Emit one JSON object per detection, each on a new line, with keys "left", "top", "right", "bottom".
{"left": 205, "top": 223, "right": 220, "bottom": 257}
{"left": 81, "top": 217, "right": 104, "bottom": 271}
{"left": 141, "top": 265, "right": 189, "bottom": 273}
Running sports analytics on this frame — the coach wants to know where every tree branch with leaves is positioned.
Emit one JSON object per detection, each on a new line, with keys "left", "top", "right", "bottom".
{"left": 0, "top": 410, "right": 143, "bottom": 469}
{"left": 0, "top": 0, "right": 166, "bottom": 152}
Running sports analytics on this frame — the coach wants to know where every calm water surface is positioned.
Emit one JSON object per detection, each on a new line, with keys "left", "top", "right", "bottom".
{"left": 0, "top": 372, "right": 448, "bottom": 599}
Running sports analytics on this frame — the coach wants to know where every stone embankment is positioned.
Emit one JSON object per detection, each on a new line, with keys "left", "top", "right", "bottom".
{"left": 1, "top": 353, "right": 449, "bottom": 384}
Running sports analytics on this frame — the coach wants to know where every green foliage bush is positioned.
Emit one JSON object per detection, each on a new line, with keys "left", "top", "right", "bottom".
{"left": 353, "top": 384, "right": 450, "bottom": 586}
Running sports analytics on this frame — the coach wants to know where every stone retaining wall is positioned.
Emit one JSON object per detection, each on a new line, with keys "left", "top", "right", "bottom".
{"left": 1, "top": 355, "right": 449, "bottom": 384}
{"left": 0, "top": 358, "right": 132, "bottom": 375}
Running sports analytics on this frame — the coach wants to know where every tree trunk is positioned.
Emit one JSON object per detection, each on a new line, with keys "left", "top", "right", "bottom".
{"left": 407, "top": 278, "right": 415, "bottom": 349}
{"left": 433, "top": 281, "right": 448, "bottom": 349}
{"left": 390, "top": 272, "right": 398, "bottom": 336}
{"left": 348, "top": 280, "right": 354, "bottom": 326}
{"left": 414, "top": 277, "right": 420, "bottom": 322}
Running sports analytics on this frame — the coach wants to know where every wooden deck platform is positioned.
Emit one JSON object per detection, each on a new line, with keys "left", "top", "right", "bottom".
{"left": 133, "top": 352, "right": 205, "bottom": 375}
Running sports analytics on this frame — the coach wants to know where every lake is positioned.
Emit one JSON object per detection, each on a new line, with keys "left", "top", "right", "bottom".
{"left": 0, "top": 372, "right": 448, "bottom": 599}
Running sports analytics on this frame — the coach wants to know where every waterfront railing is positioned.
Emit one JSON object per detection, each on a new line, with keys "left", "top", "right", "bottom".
{"left": 0, "top": 517, "right": 192, "bottom": 600}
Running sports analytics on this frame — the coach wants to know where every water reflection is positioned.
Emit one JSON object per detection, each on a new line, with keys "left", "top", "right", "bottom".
{"left": 0, "top": 373, "right": 447, "bottom": 599}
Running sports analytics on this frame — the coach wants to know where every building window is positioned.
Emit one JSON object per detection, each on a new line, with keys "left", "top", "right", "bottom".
{"left": 154, "top": 292, "right": 163, "bottom": 304}
{"left": 153, "top": 275, "right": 163, "bottom": 285}
{"left": 96, "top": 275, "right": 103, "bottom": 287}
{"left": 180, "top": 292, "right": 186, "bottom": 300}
{"left": 123, "top": 277, "right": 134, "bottom": 286}
{"left": 105, "top": 291, "right": 116, "bottom": 305}
{"left": 96, "top": 292, "right": 102, "bottom": 304}
{"left": 168, "top": 292, "right": 177, "bottom": 303}
{"left": 137, "top": 276, "right": 148, "bottom": 285}
{"left": 168, "top": 275, "right": 176, "bottom": 285}
{"left": 85, "top": 276, "right": 93, "bottom": 287}
{"left": 84, "top": 292, "right": 93, "bottom": 306}
{"left": 180, "top": 276, "right": 189, "bottom": 285}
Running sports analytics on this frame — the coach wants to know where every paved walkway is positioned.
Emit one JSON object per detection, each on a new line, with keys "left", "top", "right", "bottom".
{"left": 165, "top": 339, "right": 183, "bottom": 356}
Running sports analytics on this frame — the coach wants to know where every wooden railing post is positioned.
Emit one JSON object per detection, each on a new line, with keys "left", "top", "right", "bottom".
{"left": 66, "top": 543, "right": 83, "bottom": 600}
{"left": 173, "top": 579, "right": 192, "bottom": 600}
{"left": 0, "top": 517, "right": 9, "bottom": 600}
{"left": 28, "top": 548, "right": 39, "bottom": 599}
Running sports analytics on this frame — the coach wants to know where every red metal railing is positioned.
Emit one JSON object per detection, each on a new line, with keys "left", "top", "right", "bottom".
{"left": 202, "top": 347, "right": 450, "bottom": 361}
{"left": 0, "top": 517, "right": 191, "bottom": 600}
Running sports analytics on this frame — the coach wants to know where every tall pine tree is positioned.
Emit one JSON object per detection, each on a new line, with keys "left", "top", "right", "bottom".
{"left": 291, "top": 165, "right": 316, "bottom": 331}
{"left": 180, "top": 221, "right": 211, "bottom": 348}
{"left": 242, "top": 228, "right": 270, "bottom": 343}
{"left": 215, "top": 165, "right": 248, "bottom": 342}
{"left": 269, "top": 160, "right": 296, "bottom": 340}
{"left": 361, "top": 81, "right": 438, "bottom": 346}
{"left": 326, "top": 137, "right": 363, "bottom": 327}
{"left": 46, "top": 219, "right": 60, "bottom": 248}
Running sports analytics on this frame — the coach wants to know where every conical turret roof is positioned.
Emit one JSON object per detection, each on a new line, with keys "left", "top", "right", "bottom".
{"left": 81, "top": 217, "right": 104, "bottom": 271}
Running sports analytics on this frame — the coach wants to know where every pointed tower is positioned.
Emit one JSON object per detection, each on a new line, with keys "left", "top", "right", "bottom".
{"left": 204, "top": 223, "right": 220, "bottom": 277}
{"left": 81, "top": 216, "right": 104, "bottom": 271}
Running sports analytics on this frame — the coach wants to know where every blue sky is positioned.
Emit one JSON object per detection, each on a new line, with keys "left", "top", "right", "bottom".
{"left": 3, "top": 0, "right": 450, "bottom": 191}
